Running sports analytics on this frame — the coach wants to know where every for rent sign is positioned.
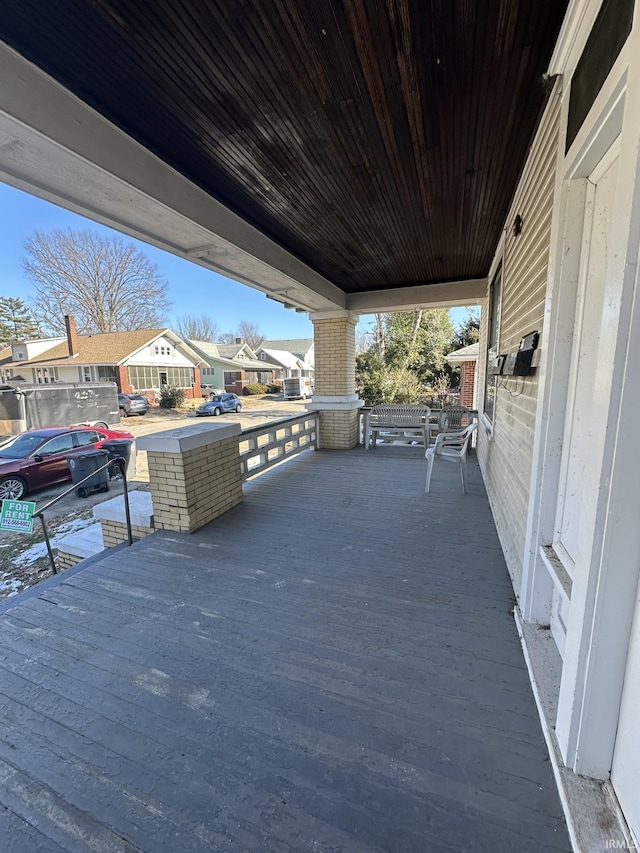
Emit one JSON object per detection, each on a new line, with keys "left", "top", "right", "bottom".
{"left": 0, "top": 499, "right": 36, "bottom": 533}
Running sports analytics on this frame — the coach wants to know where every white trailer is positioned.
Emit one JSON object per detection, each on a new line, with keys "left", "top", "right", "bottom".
{"left": 282, "top": 377, "right": 312, "bottom": 399}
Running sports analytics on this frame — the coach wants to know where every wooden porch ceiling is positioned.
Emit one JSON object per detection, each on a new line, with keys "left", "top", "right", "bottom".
{"left": 0, "top": 1, "right": 568, "bottom": 295}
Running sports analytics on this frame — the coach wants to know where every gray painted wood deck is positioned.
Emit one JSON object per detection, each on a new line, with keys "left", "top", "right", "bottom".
{"left": 0, "top": 448, "right": 571, "bottom": 852}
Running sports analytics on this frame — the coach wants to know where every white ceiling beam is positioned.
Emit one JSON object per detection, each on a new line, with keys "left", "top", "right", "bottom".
{"left": 347, "top": 278, "right": 487, "bottom": 314}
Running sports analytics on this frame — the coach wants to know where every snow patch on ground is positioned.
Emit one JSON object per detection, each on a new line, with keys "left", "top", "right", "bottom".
{"left": 0, "top": 574, "right": 23, "bottom": 595}
{"left": 13, "top": 516, "right": 96, "bottom": 567}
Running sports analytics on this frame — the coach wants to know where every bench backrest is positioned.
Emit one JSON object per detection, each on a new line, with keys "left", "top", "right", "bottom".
{"left": 370, "top": 405, "right": 431, "bottom": 426}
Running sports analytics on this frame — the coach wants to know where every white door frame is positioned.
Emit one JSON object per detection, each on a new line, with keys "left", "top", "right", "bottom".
{"left": 521, "top": 30, "right": 640, "bottom": 778}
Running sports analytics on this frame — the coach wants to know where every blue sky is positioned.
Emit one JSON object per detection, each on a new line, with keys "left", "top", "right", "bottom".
{"left": 0, "top": 181, "right": 472, "bottom": 339}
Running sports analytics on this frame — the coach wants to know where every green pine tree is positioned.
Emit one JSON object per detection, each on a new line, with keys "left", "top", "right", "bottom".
{"left": 0, "top": 297, "right": 41, "bottom": 343}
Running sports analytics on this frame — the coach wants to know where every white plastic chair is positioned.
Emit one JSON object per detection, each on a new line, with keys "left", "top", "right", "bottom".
{"left": 425, "top": 423, "right": 477, "bottom": 494}
{"left": 438, "top": 405, "right": 472, "bottom": 432}
{"left": 428, "top": 405, "right": 472, "bottom": 445}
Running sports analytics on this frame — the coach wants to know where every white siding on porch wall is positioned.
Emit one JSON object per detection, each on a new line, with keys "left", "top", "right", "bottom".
{"left": 477, "top": 83, "right": 562, "bottom": 596}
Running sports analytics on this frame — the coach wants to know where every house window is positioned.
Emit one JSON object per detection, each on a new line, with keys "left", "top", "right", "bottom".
{"left": 33, "top": 367, "right": 58, "bottom": 384}
{"left": 202, "top": 367, "right": 215, "bottom": 376}
{"left": 224, "top": 371, "right": 242, "bottom": 385}
{"left": 82, "top": 366, "right": 92, "bottom": 382}
{"left": 164, "top": 367, "right": 195, "bottom": 387}
{"left": 154, "top": 346, "right": 160, "bottom": 355}
{"left": 95, "top": 365, "right": 116, "bottom": 382}
{"left": 128, "top": 365, "right": 195, "bottom": 390}
{"left": 129, "top": 365, "right": 158, "bottom": 391}
{"left": 483, "top": 264, "right": 502, "bottom": 426}
{"left": 0, "top": 369, "right": 13, "bottom": 383}
{"left": 260, "top": 352, "right": 266, "bottom": 360}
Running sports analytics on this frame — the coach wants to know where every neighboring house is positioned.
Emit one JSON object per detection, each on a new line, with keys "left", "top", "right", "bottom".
{"left": 6, "top": 316, "right": 203, "bottom": 400}
{"left": 445, "top": 342, "right": 478, "bottom": 409}
{"left": 187, "top": 339, "right": 280, "bottom": 395}
{"left": 0, "top": 344, "right": 16, "bottom": 383}
{"left": 255, "top": 338, "right": 315, "bottom": 380}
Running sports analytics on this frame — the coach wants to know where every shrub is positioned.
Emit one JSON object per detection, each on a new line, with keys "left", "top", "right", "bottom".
{"left": 159, "top": 386, "right": 185, "bottom": 408}
{"left": 243, "top": 383, "right": 267, "bottom": 395}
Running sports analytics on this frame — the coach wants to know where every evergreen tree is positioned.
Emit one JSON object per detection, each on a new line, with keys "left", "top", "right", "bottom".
{"left": 452, "top": 308, "right": 480, "bottom": 348}
{"left": 383, "top": 309, "right": 454, "bottom": 384}
{"left": 0, "top": 297, "right": 40, "bottom": 342}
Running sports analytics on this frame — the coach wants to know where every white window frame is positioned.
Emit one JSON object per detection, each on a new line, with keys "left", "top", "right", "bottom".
{"left": 482, "top": 258, "right": 503, "bottom": 434}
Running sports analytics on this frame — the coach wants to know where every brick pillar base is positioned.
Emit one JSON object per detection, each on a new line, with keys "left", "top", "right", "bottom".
{"left": 138, "top": 423, "right": 243, "bottom": 533}
{"left": 318, "top": 409, "right": 360, "bottom": 449}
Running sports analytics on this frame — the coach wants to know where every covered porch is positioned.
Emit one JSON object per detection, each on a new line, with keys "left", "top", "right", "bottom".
{"left": 0, "top": 448, "right": 570, "bottom": 851}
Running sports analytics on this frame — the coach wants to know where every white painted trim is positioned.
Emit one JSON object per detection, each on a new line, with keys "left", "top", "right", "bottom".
{"left": 548, "top": 0, "right": 604, "bottom": 76}
{"left": 346, "top": 279, "right": 486, "bottom": 314}
{"left": 487, "top": 232, "right": 505, "bottom": 285}
{"left": 136, "top": 422, "right": 241, "bottom": 454}
{"left": 522, "top": 18, "right": 640, "bottom": 782}
{"left": 565, "top": 60, "right": 629, "bottom": 180}
{"left": 308, "top": 310, "right": 360, "bottom": 323}
{"left": 520, "top": 94, "right": 584, "bottom": 627}
{"left": 307, "top": 396, "right": 363, "bottom": 411}
{"left": 0, "top": 42, "right": 344, "bottom": 313}
{"left": 514, "top": 609, "right": 630, "bottom": 853}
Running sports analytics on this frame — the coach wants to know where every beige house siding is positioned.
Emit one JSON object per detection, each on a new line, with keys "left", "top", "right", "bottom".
{"left": 477, "top": 83, "right": 561, "bottom": 596}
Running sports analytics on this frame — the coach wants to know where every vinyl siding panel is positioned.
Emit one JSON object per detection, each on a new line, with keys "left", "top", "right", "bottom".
{"left": 477, "top": 83, "right": 562, "bottom": 596}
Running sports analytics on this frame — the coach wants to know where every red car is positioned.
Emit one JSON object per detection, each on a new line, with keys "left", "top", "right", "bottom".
{"left": 0, "top": 426, "right": 134, "bottom": 501}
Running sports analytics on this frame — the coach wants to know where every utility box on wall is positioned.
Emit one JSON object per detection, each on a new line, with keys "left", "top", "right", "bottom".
{"left": 513, "top": 331, "right": 540, "bottom": 376}
{"left": 496, "top": 330, "right": 540, "bottom": 377}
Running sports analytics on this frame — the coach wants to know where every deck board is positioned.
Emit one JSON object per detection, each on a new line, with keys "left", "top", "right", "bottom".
{"left": 0, "top": 448, "right": 571, "bottom": 851}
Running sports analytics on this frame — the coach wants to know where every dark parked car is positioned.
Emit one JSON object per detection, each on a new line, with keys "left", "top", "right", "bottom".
{"left": 118, "top": 393, "right": 149, "bottom": 417}
{"left": 0, "top": 425, "right": 134, "bottom": 500}
{"left": 196, "top": 393, "right": 242, "bottom": 416}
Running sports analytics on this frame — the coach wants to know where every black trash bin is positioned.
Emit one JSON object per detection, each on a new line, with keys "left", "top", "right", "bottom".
{"left": 100, "top": 438, "right": 135, "bottom": 479}
{"left": 67, "top": 449, "right": 110, "bottom": 498}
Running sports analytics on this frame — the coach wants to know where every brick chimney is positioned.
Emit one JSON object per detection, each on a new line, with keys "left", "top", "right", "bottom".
{"left": 64, "top": 314, "right": 79, "bottom": 357}
{"left": 235, "top": 337, "right": 243, "bottom": 344}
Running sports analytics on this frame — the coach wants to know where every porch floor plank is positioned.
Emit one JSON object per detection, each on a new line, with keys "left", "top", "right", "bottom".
{"left": 0, "top": 448, "right": 571, "bottom": 852}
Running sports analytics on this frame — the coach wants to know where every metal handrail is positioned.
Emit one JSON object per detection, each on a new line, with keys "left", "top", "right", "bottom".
{"left": 33, "top": 456, "right": 133, "bottom": 575}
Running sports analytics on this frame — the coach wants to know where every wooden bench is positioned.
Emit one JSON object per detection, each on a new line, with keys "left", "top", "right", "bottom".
{"left": 364, "top": 405, "right": 431, "bottom": 450}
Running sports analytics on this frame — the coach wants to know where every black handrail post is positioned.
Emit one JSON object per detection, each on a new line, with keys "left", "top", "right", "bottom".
{"left": 118, "top": 456, "right": 134, "bottom": 546}
{"left": 36, "top": 514, "right": 58, "bottom": 575}
{"left": 30, "top": 455, "right": 136, "bottom": 578}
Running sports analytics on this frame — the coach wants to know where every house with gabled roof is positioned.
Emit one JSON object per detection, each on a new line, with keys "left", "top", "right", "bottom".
{"left": 187, "top": 339, "right": 280, "bottom": 395}
{"left": 256, "top": 338, "right": 314, "bottom": 366}
{"left": 255, "top": 338, "right": 314, "bottom": 381}
{"left": 6, "top": 315, "right": 203, "bottom": 400}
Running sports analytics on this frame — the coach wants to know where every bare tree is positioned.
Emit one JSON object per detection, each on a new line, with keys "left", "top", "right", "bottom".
{"left": 23, "top": 229, "right": 171, "bottom": 334}
{"left": 236, "top": 320, "right": 263, "bottom": 350}
{"left": 218, "top": 331, "right": 237, "bottom": 344}
{"left": 175, "top": 314, "right": 220, "bottom": 341}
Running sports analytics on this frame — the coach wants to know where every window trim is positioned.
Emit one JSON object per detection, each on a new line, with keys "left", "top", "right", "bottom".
{"left": 482, "top": 260, "right": 503, "bottom": 434}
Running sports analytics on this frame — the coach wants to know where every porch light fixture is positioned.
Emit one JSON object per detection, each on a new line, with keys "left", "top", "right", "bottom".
{"left": 513, "top": 214, "right": 523, "bottom": 236}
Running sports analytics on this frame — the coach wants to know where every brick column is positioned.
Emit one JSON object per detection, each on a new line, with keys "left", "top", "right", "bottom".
{"left": 307, "top": 310, "right": 363, "bottom": 449}
{"left": 115, "top": 365, "right": 132, "bottom": 394}
{"left": 460, "top": 361, "right": 476, "bottom": 407}
{"left": 137, "top": 422, "right": 243, "bottom": 533}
